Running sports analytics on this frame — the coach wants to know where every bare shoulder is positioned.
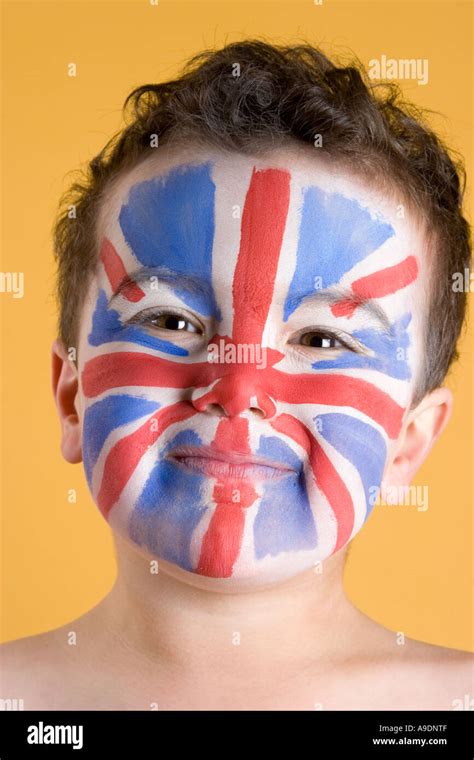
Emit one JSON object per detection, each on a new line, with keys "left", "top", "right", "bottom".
{"left": 1, "top": 628, "right": 67, "bottom": 699}
{"left": 0, "top": 617, "right": 99, "bottom": 710}
{"left": 400, "top": 636, "right": 473, "bottom": 684}
{"left": 360, "top": 620, "right": 474, "bottom": 709}
{"left": 398, "top": 639, "right": 473, "bottom": 710}
{"left": 333, "top": 608, "right": 473, "bottom": 709}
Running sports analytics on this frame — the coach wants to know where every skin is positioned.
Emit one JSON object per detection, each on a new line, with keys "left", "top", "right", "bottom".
{"left": 1, "top": 143, "right": 472, "bottom": 710}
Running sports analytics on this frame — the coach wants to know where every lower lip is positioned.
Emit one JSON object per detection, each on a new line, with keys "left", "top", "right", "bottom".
{"left": 169, "top": 456, "right": 294, "bottom": 481}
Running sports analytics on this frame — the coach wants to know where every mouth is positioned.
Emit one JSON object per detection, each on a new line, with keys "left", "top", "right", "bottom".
{"left": 166, "top": 445, "right": 297, "bottom": 481}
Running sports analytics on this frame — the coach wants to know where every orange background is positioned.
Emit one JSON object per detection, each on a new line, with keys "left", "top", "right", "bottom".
{"left": 1, "top": 0, "right": 472, "bottom": 650}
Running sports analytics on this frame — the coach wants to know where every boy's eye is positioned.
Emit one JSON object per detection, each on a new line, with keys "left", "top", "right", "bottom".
{"left": 130, "top": 310, "right": 203, "bottom": 334}
{"left": 150, "top": 313, "right": 201, "bottom": 333}
{"left": 299, "top": 331, "right": 344, "bottom": 349}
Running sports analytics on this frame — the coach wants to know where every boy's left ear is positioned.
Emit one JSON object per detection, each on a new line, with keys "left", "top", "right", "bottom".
{"left": 382, "top": 387, "right": 453, "bottom": 489}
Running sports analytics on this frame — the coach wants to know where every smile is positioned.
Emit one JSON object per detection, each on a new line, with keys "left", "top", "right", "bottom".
{"left": 166, "top": 445, "right": 297, "bottom": 481}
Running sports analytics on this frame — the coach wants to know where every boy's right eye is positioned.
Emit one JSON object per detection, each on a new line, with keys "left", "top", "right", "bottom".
{"left": 128, "top": 308, "right": 204, "bottom": 335}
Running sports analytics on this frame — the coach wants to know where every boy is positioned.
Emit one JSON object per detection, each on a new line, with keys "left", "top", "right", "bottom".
{"left": 1, "top": 40, "right": 472, "bottom": 710}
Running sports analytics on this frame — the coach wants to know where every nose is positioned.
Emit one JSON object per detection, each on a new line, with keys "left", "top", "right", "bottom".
{"left": 191, "top": 373, "right": 276, "bottom": 419}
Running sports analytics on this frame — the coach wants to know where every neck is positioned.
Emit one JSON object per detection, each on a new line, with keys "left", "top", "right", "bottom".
{"left": 93, "top": 535, "right": 366, "bottom": 682}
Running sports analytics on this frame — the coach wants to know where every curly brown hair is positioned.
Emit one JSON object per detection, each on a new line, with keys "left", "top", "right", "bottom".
{"left": 53, "top": 39, "right": 471, "bottom": 405}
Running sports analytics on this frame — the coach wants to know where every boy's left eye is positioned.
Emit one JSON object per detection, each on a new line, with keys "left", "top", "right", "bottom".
{"left": 298, "top": 331, "right": 345, "bottom": 349}
{"left": 148, "top": 313, "right": 201, "bottom": 334}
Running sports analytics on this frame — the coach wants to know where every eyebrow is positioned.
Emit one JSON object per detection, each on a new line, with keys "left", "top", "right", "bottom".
{"left": 285, "top": 286, "right": 392, "bottom": 333}
{"left": 108, "top": 266, "right": 216, "bottom": 305}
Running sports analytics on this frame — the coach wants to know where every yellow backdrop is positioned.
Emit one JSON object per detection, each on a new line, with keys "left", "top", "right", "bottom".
{"left": 1, "top": 0, "right": 472, "bottom": 651}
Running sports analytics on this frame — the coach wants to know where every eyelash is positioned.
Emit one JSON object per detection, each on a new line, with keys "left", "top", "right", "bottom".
{"left": 127, "top": 309, "right": 362, "bottom": 353}
{"left": 291, "top": 323, "right": 368, "bottom": 352}
{"left": 294, "top": 330, "right": 355, "bottom": 351}
{"left": 128, "top": 308, "right": 204, "bottom": 334}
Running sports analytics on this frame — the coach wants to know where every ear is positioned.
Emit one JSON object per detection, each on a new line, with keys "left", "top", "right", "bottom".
{"left": 51, "top": 338, "right": 82, "bottom": 464}
{"left": 382, "top": 387, "right": 452, "bottom": 490}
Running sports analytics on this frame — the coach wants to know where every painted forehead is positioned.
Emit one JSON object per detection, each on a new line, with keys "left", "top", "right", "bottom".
{"left": 97, "top": 156, "right": 420, "bottom": 323}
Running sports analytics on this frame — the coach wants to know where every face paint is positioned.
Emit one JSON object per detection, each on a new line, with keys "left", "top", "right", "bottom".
{"left": 79, "top": 150, "right": 422, "bottom": 586}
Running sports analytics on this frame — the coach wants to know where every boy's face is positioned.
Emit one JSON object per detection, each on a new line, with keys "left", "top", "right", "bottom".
{"left": 76, "top": 144, "right": 427, "bottom": 589}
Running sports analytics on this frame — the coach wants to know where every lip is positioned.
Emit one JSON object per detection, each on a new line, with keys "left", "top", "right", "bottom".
{"left": 166, "top": 445, "right": 297, "bottom": 481}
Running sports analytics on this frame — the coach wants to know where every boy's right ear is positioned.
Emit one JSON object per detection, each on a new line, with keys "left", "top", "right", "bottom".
{"left": 51, "top": 338, "right": 83, "bottom": 464}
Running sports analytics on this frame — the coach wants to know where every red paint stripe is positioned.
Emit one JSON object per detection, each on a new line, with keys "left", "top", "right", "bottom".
{"left": 97, "top": 402, "right": 196, "bottom": 518}
{"left": 196, "top": 503, "right": 246, "bottom": 578}
{"left": 266, "top": 371, "right": 405, "bottom": 439}
{"left": 100, "top": 238, "right": 145, "bottom": 302}
{"left": 81, "top": 352, "right": 207, "bottom": 397}
{"left": 232, "top": 168, "right": 290, "bottom": 346}
{"left": 271, "top": 414, "right": 354, "bottom": 552}
{"left": 82, "top": 352, "right": 404, "bottom": 438}
{"left": 211, "top": 414, "right": 252, "bottom": 456}
{"left": 270, "top": 413, "right": 310, "bottom": 452}
{"left": 308, "top": 435, "right": 354, "bottom": 552}
{"left": 331, "top": 255, "right": 419, "bottom": 318}
{"left": 196, "top": 417, "right": 258, "bottom": 577}
{"left": 81, "top": 351, "right": 275, "bottom": 401}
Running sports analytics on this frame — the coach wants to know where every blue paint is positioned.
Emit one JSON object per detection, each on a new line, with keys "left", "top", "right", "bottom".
{"left": 129, "top": 429, "right": 208, "bottom": 571}
{"left": 83, "top": 394, "right": 160, "bottom": 483}
{"left": 316, "top": 413, "right": 387, "bottom": 518}
{"left": 132, "top": 267, "right": 220, "bottom": 320}
{"left": 119, "top": 163, "right": 221, "bottom": 319}
{"left": 88, "top": 289, "right": 189, "bottom": 356}
{"left": 253, "top": 436, "right": 317, "bottom": 558}
{"left": 313, "top": 313, "right": 412, "bottom": 379}
{"left": 284, "top": 187, "right": 394, "bottom": 319}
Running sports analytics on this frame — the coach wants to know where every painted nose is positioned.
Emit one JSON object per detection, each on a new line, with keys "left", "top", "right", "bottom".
{"left": 191, "top": 373, "right": 276, "bottom": 419}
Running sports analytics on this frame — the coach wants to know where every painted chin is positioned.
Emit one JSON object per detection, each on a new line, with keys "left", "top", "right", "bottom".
{"left": 151, "top": 554, "right": 319, "bottom": 593}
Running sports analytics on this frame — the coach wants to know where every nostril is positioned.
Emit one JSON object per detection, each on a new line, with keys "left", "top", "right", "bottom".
{"left": 191, "top": 379, "right": 276, "bottom": 419}
{"left": 249, "top": 407, "right": 265, "bottom": 419}
{"left": 205, "top": 403, "right": 228, "bottom": 417}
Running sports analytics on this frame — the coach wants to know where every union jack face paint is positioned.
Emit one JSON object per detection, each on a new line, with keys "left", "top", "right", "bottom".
{"left": 78, "top": 147, "right": 424, "bottom": 586}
